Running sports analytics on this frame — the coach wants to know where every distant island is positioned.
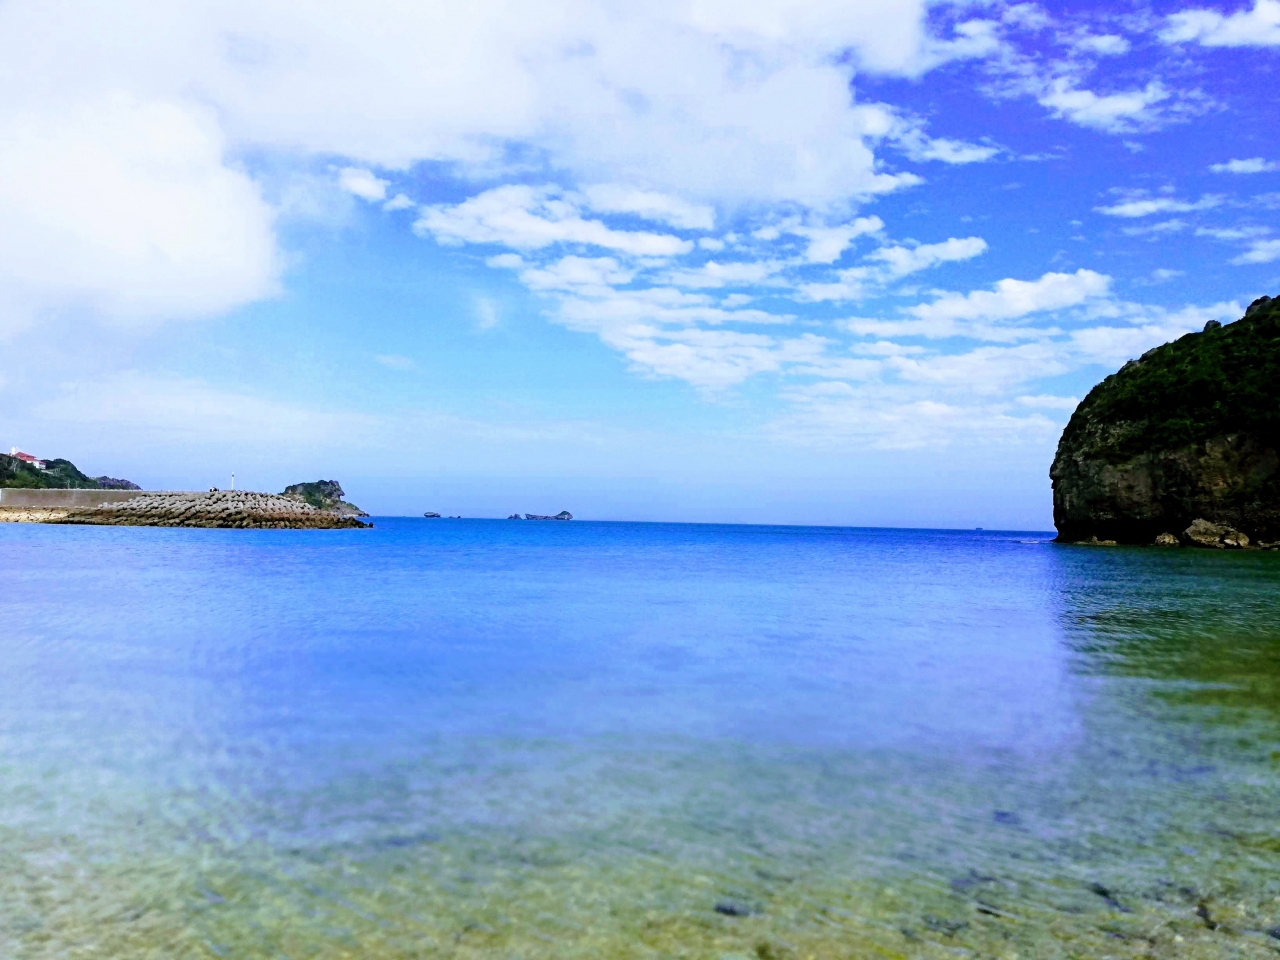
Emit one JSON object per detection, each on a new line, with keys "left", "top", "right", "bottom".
{"left": 1052, "top": 295, "right": 1279, "bottom": 548}
{"left": 509, "top": 511, "right": 573, "bottom": 520}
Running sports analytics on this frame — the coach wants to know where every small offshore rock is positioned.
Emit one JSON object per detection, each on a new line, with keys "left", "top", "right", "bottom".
{"left": 1182, "top": 518, "right": 1249, "bottom": 549}
{"left": 507, "top": 513, "right": 522, "bottom": 520}
{"left": 424, "top": 511, "right": 441, "bottom": 518}
{"left": 1154, "top": 532, "right": 1180, "bottom": 546}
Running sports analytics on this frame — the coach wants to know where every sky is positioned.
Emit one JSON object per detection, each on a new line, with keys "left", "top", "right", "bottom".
{"left": 1, "top": 0, "right": 1278, "bottom": 527}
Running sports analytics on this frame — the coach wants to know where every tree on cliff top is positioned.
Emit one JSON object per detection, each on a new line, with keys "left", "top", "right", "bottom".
{"left": 1062, "top": 296, "right": 1280, "bottom": 465}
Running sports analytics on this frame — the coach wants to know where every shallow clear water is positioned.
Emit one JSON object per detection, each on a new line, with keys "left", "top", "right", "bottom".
{"left": 2, "top": 519, "right": 1279, "bottom": 958}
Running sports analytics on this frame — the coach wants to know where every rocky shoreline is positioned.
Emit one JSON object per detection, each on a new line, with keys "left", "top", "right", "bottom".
{"left": 0, "top": 491, "right": 369, "bottom": 529}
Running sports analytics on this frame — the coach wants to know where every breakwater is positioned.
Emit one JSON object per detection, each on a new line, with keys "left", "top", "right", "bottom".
{"left": 0, "top": 490, "right": 368, "bottom": 528}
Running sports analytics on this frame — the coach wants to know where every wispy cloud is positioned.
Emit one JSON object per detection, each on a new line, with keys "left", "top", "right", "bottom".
{"left": 417, "top": 186, "right": 693, "bottom": 257}
{"left": 1232, "top": 238, "right": 1280, "bottom": 264}
{"left": 1095, "top": 195, "right": 1222, "bottom": 217}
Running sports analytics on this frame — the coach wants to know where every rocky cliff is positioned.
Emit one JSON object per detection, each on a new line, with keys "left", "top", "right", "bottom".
{"left": 1051, "top": 295, "right": 1280, "bottom": 545}
{"left": 281, "top": 480, "right": 368, "bottom": 517}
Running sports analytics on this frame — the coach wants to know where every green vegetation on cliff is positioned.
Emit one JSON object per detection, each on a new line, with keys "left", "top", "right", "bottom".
{"left": 281, "top": 480, "right": 367, "bottom": 516}
{"left": 1051, "top": 296, "right": 1280, "bottom": 544}
{"left": 1062, "top": 296, "right": 1280, "bottom": 465}
{"left": 1, "top": 454, "right": 102, "bottom": 489}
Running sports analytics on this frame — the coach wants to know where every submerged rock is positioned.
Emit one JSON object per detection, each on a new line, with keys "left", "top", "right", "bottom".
{"left": 1051, "top": 296, "right": 1280, "bottom": 544}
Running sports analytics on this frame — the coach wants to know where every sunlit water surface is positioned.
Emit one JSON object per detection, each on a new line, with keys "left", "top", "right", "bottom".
{"left": 2, "top": 519, "right": 1279, "bottom": 958}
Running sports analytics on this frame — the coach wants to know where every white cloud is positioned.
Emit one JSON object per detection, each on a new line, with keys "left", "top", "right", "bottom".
{"left": 867, "top": 236, "right": 989, "bottom": 278}
{"left": 1095, "top": 195, "right": 1222, "bottom": 217}
{"left": 1210, "top": 157, "right": 1279, "bottom": 174}
{"left": 800, "top": 235, "right": 989, "bottom": 302}
{"left": 375, "top": 354, "right": 416, "bottom": 370}
{"left": 663, "top": 261, "right": 783, "bottom": 289}
{"left": 383, "top": 193, "right": 416, "bottom": 211}
{"left": 517, "top": 256, "right": 637, "bottom": 292}
{"left": 1195, "top": 225, "right": 1269, "bottom": 240}
{"left": 475, "top": 297, "right": 501, "bottom": 330}
{"left": 1071, "top": 34, "right": 1131, "bottom": 55}
{"left": 0, "top": 0, "right": 1020, "bottom": 344}
{"left": 1161, "top": 0, "right": 1280, "bottom": 47}
{"left": 1232, "top": 238, "right": 1280, "bottom": 264}
{"left": 773, "top": 382, "right": 1060, "bottom": 450}
{"left": 788, "top": 217, "right": 885, "bottom": 264}
{"left": 1037, "top": 79, "right": 1171, "bottom": 134}
{"left": 0, "top": 93, "right": 279, "bottom": 335}
{"left": 338, "top": 167, "right": 389, "bottom": 202}
{"left": 1017, "top": 394, "right": 1079, "bottom": 411}
{"left": 581, "top": 185, "right": 714, "bottom": 230}
{"left": 899, "top": 269, "right": 1111, "bottom": 337}
{"left": 416, "top": 185, "right": 692, "bottom": 256}
{"left": 1123, "top": 219, "right": 1187, "bottom": 237}
{"left": 888, "top": 118, "right": 1001, "bottom": 164}
{"left": 1068, "top": 302, "right": 1240, "bottom": 365}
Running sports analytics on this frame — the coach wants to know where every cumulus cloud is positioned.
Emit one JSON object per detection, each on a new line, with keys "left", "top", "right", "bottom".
{"left": 0, "top": 0, "right": 1023, "bottom": 342}
{"left": 1210, "top": 157, "right": 1279, "bottom": 174}
{"left": 1161, "top": 0, "right": 1280, "bottom": 47}
{"left": 0, "top": 93, "right": 280, "bottom": 336}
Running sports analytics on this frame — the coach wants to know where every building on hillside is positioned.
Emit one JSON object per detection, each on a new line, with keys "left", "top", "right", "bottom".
{"left": 9, "top": 448, "right": 48, "bottom": 470}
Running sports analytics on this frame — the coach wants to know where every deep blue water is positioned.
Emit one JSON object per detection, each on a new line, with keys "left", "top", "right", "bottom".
{"left": 3, "top": 519, "right": 1280, "bottom": 957}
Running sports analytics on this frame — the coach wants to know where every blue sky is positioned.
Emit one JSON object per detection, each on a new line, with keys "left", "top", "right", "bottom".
{"left": 2, "top": 0, "right": 1278, "bottom": 526}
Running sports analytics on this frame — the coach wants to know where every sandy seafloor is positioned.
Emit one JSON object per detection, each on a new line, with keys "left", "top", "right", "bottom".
{"left": 2, "top": 518, "right": 1279, "bottom": 958}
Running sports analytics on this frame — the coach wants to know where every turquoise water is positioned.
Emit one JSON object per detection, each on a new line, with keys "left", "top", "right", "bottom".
{"left": 2, "top": 519, "right": 1279, "bottom": 958}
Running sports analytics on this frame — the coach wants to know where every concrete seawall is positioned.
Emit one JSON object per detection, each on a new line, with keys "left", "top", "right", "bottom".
{"left": 0, "top": 489, "right": 154, "bottom": 508}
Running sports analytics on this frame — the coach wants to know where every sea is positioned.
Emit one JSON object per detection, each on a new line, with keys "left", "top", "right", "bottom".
{"left": 2, "top": 518, "right": 1279, "bottom": 958}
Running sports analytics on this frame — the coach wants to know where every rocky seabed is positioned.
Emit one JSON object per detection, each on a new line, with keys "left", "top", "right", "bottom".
{"left": 2, "top": 491, "right": 368, "bottom": 529}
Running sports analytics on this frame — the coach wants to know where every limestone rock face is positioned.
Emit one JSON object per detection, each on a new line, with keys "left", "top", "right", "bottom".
{"left": 1051, "top": 296, "right": 1280, "bottom": 544}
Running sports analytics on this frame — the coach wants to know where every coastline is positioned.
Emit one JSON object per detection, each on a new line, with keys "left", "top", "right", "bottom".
{"left": 0, "top": 490, "right": 369, "bottom": 529}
